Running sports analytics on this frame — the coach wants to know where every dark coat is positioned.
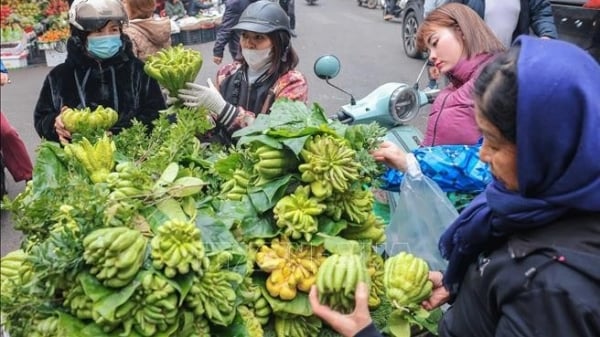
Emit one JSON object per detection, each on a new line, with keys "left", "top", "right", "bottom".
{"left": 33, "top": 35, "right": 165, "bottom": 142}
{"left": 440, "top": 211, "right": 600, "bottom": 337}
{"left": 451, "top": 0, "right": 558, "bottom": 41}
{"left": 213, "top": 0, "right": 253, "bottom": 59}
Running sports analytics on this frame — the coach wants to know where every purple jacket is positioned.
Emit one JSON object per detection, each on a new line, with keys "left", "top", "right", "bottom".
{"left": 422, "top": 53, "right": 495, "bottom": 146}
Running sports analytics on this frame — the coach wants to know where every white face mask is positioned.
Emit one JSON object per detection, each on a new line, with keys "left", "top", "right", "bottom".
{"left": 242, "top": 47, "right": 272, "bottom": 71}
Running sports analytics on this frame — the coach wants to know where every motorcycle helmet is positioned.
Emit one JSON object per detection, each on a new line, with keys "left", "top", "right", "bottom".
{"left": 69, "top": 0, "right": 128, "bottom": 32}
{"left": 233, "top": 0, "right": 291, "bottom": 35}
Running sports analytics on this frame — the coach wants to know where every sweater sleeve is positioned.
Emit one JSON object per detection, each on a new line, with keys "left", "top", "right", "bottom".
{"left": 213, "top": 1, "right": 242, "bottom": 58}
{"left": 528, "top": 0, "right": 558, "bottom": 39}
{"left": 33, "top": 75, "right": 61, "bottom": 142}
{"left": 354, "top": 323, "right": 384, "bottom": 337}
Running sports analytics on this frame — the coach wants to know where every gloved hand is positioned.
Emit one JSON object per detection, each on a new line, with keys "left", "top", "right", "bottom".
{"left": 179, "top": 80, "right": 238, "bottom": 129}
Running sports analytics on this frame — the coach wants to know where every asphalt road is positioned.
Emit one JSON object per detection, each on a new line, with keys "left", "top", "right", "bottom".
{"left": 0, "top": 0, "right": 428, "bottom": 256}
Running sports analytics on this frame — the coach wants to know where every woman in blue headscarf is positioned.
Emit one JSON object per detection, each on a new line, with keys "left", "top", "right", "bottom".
{"left": 309, "top": 36, "right": 600, "bottom": 337}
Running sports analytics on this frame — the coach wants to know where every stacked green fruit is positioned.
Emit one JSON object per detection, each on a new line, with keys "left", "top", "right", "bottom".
{"left": 131, "top": 273, "right": 180, "bottom": 336}
{"left": 384, "top": 252, "right": 433, "bottom": 309}
{"left": 150, "top": 219, "right": 206, "bottom": 278}
{"left": 299, "top": 135, "right": 360, "bottom": 199}
{"left": 144, "top": 45, "right": 203, "bottom": 97}
{"left": 83, "top": 227, "right": 147, "bottom": 287}
{"left": 254, "top": 145, "right": 297, "bottom": 185}
{"left": 274, "top": 315, "right": 322, "bottom": 337}
{"left": 366, "top": 251, "right": 385, "bottom": 309}
{"left": 253, "top": 297, "right": 272, "bottom": 325}
{"left": 0, "top": 249, "right": 34, "bottom": 298}
{"left": 106, "top": 162, "right": 154, "bottom": 198}
{"left": 272, "top": 185, "right": 325, "bottom": 241}
{"left": 64, "top": 135, "right": 116, "bottom": 183}
{"left": 341, "top": 213, "right": 386, "bottom": 244}
{"left": 237, "top": 305, "right": 264, "bottom": 337}
{"left": 29, "top": 316, "right": 58, "bottom": 337}
{"left": 316, "top": 253, "right": 370, "bottom": 314}
{"left": 326, "top": 187, "right": 374, "bottom": 223}
{"left": 63, "top": 283, "right": 94, "bottom": 320}
{"left": 186, "top": 316, "right": 211, "bottom": 337}
{"left": 220, "top": 169, "right": 250, "bottom": 201}
{"left": 61, "top": 105, "right": 119, "bottom": 134}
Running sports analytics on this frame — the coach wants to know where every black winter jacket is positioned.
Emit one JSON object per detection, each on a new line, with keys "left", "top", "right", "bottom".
{"left": 34, "top": 35, "right": 165, "bottom": 142}
{"left": 213, "top": 0, "right": 253, "bottom": 59}
{"left": 450, "top": 0, "right": 558, "bottom": 41}
{"left": 355, "top": 211, "right": 600, "bottom": 337}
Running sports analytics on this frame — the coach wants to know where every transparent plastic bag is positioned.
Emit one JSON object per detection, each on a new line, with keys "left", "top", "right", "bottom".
{"left": 385, "top": 154, "right": 458, "bottom": 271}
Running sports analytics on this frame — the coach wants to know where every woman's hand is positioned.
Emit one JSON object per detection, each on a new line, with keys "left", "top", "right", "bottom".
{"left": 421, "top": 271, "right": 450, "bottom": 310}
{"left": 0, "top": 72, "right": 9, "bottom": 86}
{"left": 213, "top": 56, "right": 222, "bottom": 65}
{"left": 55, "top": 106, "right": 72, "bottom": 144}
{"left": 309, "top": 283, "right": 373, "bottom": 337}
{"left": 371, "top": 141, "right": 409, "bottom": 172}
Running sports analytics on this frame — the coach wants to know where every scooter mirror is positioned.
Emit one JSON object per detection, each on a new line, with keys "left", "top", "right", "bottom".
{"left": 313, "top": 55, "right": 341, "bottom": 80}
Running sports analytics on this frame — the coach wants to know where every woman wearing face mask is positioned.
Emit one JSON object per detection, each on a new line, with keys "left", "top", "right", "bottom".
{"left": 33, "top": 0, "right": 166, "bottom": 144}
{"left": 177, "top": 0, "right": 308, "bottom": 144}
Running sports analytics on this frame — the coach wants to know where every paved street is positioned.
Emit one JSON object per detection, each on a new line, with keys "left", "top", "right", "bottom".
{"left": 0, "top": 0, "right": 427, "bottom": 256}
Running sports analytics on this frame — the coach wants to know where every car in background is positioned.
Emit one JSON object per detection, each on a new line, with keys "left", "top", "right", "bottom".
{"left": 389, "top": 0, "right": 424, "bottom": 59}
{"left": 551, "top": 0, "right": 599, "bottom": 62}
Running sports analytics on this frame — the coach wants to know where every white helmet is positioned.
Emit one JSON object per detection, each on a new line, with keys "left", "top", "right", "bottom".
{"left": 68, "top": 0, "right": 128, "bottom": 32}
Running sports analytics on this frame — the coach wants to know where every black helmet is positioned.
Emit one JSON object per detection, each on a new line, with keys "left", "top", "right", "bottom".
{"left": 233, "top": 0, "right": 291, "bottom": 35}
{"left": 69, "top": 0, "right": 128, "bottom": 32}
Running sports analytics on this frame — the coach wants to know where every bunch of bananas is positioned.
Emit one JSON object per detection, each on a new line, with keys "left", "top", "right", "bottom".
{"left": 256, "top": 237, "right": 326, "bottom": 300}
{"left": 316, "top": 253, "right": 370, "bottom": 314}
{"left": 341, "top": 213, "right": 386, "bottom": 244}
{"left": 61, "top": 105, "right": 119, "bottom": 134}
{"left": 273, "top": 185, "right": 326, "bottom": 241}
{"left": 325, "top": 187, "right": 374, "bottom": 223}
{"left": 274, "top": 314, "right": 322, "bottom": 337}
{"left": 253, "top": 145, "right": 297, "bottom": 185}
{"left": 106, "top": 162, "right": 154, "bottom": 199}
{"left": 130, "top": 273, "right": 180, "bottom": 337}
{"left": 83, "top": 227, "right": 147, "bottom": 288}
{"left": 63, "top": 282, "right": 94, "bottom": 320}
{"left": 186, "top": 252, "right": 243, "bottom": 326}
{"left": 237, "top": 277, "right": 272, "bottom": 325}
{"left": 384, "top": 252, "right": 433, "bottom": 309}
{"left": 144, "top": 45, "right": 203, "bottom": 97}
{"left": 299, "top": 135, "right": 360, "bottom": 199}
{"left": 186, "top": 316, "right": 211, "bottom": 337}
{"left": 49, "top": 204, "right": 79, "bottom": 235}
{"left": 29, "top": 316, "right": 58, "bottom": 337}
{"left": 151, "top": 219, "right": 206, "bottom": 278}
{"left": 220, "top": 169, "right": 250, "bottom": 201}
{"left": 237, "top": 305, "right": 264, "bottom": 337}
{"left": 253, "top": 297, "right": 272, "bottom": 326}
{"left": 64, "top": 135, "right": 115, "bottom": 183}
{"left": 0, "top": 249, "right": 34, "bottom": 298}
{"left": 366, "top": 251, "right": 386, "bottom": 309}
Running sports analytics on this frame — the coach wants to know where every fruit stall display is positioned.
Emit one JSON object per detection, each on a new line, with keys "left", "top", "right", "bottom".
{"left": 0, "top": 46, "right": 441, "bottom": 337}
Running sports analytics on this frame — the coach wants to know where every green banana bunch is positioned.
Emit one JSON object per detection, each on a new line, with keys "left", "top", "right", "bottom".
{"left": 316, "top": 253, "right": 370, "bottom": 314}
{"left": 274, "top": 314, "right": 322, "bottom": 337}
{"left": 220, "top": 169, "right": 250, "bottom": 201}
{"left": 186, "top": 252, "right": 243, "bottom": 326}
{"left": 253, "top": 145, "right": 297, "bottom": 185}
{"left": 366, "top": 250, "right": 385, "bottom": 309}
{"left": 341, "top": 213, "right": 386, "bottom": 244}
{"left": 64, "top": 134, "right": 116, "bottom": 183}
{"left": 83, "top": 227, "right": 147, "bottom": 288}
{"left": 131, "top": 272, "right": 180, "bottom": 337}
{"left": 325, "top": 187, "right": 374, "bottom": 223}
{"left": 237, "top": 305, "right": 264, "bottom": 337}
{"left": 0, "top": 249, "right": 34, "bottom": 298}
{"left": 49, "top": 204, "right": 80, "bottom": 235}
{"left": 106, "top": 162, "right": 154, "bottom": 198}
{"left": 186, "top": 315, "right": 211, "bottom": 337}
{"left": 29, "top": 316, "right": 58, "bottom": 337}
{"left": 144, "top": 45, "right": 203, "bottom": 97}
{"left": 253, "top": 297, "right": 272, "bottom": 326}
{"left": 384, "top": 252, "right": 433, "bottom": 309}
{"left": 272, "top": 185, "right": 326, "bottom": 241}
{"left": 151, "top": 219, "right": 206, "bottom": 278}
{"left": 62, "top": 105, "right": 119, "bottom": 134}
{"left": 63, "top": 283, "right": 94, "bottom": 320}
{"left": 299, "top": 135, "right": 360, "bottom": 199}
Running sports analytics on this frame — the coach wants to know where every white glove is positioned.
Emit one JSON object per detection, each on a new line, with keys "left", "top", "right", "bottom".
{"left": 178, "top": 79, "right": 226, "bottom": 113}
{"left": 179, "top": 79, "right": 238, "bottom": 129}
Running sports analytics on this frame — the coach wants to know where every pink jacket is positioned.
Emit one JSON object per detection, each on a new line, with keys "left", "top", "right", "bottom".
{"left": 422, "top": 53, "right": 495, "bottom": 146}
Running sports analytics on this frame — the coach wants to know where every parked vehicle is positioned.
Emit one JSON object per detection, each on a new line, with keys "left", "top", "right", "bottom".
{"left": 357, "top": 0, "right": 381, "bottom": 9}
{"left": 384, "top": 0, "right": 425, "bottom": 59}
{"left": 551, "top": 0, "right": 600, "bottom": 62}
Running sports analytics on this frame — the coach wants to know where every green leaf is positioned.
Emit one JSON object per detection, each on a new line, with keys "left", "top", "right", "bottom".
{"left": 211, "top": 311, "right": 252, "bottom": 337}
{"left": 240, "top": 213, "right": 279, "bottom": 240}
{"left": 165, "top": 271, "right": 195, "bottom": 306}
{"left": 141, "top": 205, "right": 172, "bottom": 233}
{"left": 155, "top": 197, "right": 188, "bottom": 222}
{"left": 78, "top": 272, "right": 114, "bottom": 302}
{"left": 388, "top": 309, "right": 411, "bottom": 337}
{"left": 32, "top": 141, "right": 69, "bottom": 192}
{"left": 320, "top": 235, "right": 361, "bottom": 255}
{"left": 215, "top": 198, "right": 257, "bottom": 229}
{"left": 280, "top": 136, "right": 310, "bottom": 156}
{"left": 310, "top": 217, "right": 348, "bottom": 245}
{"left": 158, "top": 162, "right": 179, "bottom": 184}
{"left": 213, "top": 152, "right": 244, "bottom": 179}
{"left": 93, "top": 274, "right": 142, "bottom": 321}
{"left": 237, "top": 134, "right": 283, "bottom": 149}
{"left": 248, "top": 175, "right": 294, "bottom": 213}
{"left": 195, "top": 212, "right": 245, "bottom": 254}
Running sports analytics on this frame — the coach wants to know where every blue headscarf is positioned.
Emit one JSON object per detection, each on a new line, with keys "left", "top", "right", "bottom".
{"left": 439, "top": 36, "right": 600, "bottom": 293}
